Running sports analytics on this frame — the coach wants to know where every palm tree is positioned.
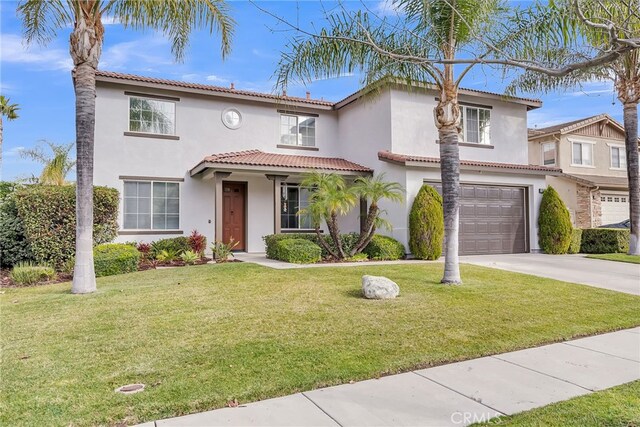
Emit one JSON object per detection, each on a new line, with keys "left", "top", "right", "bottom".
{"left": 350, "top": 174, "right": 404, "bottom": 256}
{"left": 0, "top": 96, "right": 20, "bottom": 177}
{"left": 506, "top": 0, "right": 639, "bottom": 255}
{"left": 18, "top": 0, "right": 234, "bottom": 293}
{"left": 20, "top": 140, "right": 76, "bottom": 186}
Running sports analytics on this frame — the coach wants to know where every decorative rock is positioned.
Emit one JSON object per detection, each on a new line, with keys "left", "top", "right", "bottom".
{"left": 362, "top": 275, "right": 400, "bottom": 299}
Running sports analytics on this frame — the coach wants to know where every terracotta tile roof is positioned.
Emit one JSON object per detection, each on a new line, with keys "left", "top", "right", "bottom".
{"left": 192, "top": 150, "right": 372, "bottom": 174}
{"left": 528, "top": 114, "right": 624, "bottom": 138}
{"left": 95, "top": 70, "right": 334, "bottom": 107}
{"left": 562, "top": 173, "right": 628, "bottom": 189}
{"left": 378, "top": 150, "right": 562, "bottom": 173}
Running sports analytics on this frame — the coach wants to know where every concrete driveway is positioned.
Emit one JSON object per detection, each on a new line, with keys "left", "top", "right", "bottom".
{"left": 461, "top": 253, "right": 640, "bottom": 296}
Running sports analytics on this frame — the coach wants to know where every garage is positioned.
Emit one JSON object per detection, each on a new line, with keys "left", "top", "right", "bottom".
{"left": 431, "top": 183, "right": 528, "bottom": 255}
{"left": 601, "top": 192, "right": 629, "bottom": 225}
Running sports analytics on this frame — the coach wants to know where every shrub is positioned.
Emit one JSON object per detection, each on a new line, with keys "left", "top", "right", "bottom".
{"left": 322, "top": 232, "right": 360, "bottom": 258}
{"left": 580, "top": 228, "right": 630, "bottom": 254}
{"left": 150, "top": 237, "right": 190, "bottom": 258}
{"left": 363, "top": 235, "right": 405, "bottom": 260}
{"left": 187, "top": 230, "right": 207, "bottom": 258}
{"left": 136, "top": 243, "right": 152, "bottom": 260}
{"left": 409, "top": 185, "right": 444, "bottom": 260}
{"left": 93, "top": 243, "right": 140, "bottom": 277}
{"left": 273, "top": 239, "right": 322, "bottom": 264}
{"left": 14, "top": 185, "right": 119, "bottom": 267}
{"left": 180, "top": 250, "right": 199, "bottom": 265}
{"left": 567, "top": 229, "right": 583, "bottom": 254}
{"left": 346, "top": 253, "right": 368, "bottom": 262}
{"left": 0, "top": 189, "right": 32, "bottom": 268}
{"left": 10, "top": 262, "right": 56, "bottom": 286}
{"left": 155, "top": 249, "right": 179, "bottom": 262}
{"left": 538, "top": 186, "right": 573, "bottom": 254}
{"left": 263, "top": 233, "right": 319, "bottom": 259}
{"left": 212, "top": 238, "right": 239, "bottom": 262}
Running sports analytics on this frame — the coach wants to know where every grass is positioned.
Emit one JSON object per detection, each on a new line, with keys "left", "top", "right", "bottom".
{"left": 1, "top": 263, "right": 639, "bottom": 426}
{"left": 474, "top": 381, "right": 640, "bottom": 426}
{"left": 587, "top": 253, "right": 640, "bottom": 264}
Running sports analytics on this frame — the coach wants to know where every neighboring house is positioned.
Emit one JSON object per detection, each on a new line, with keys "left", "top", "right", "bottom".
{"left": 94, "top": 71, "right": 558, "bottom": 255}
{"left": 528, "top": 114, "right": 632, "bottom": 228}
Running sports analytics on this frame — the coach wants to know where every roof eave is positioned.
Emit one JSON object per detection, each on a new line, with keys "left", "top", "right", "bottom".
{"left": 191, "top": 161, "right": 372, "bottom": 177}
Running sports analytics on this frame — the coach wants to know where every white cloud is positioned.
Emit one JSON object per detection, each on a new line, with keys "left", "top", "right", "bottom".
{"left": 100, "top": 38, "right": 173, "bottom": 70}
{"left": 4, "top": 146, "right": 26, "bottom": 158}
{"left": 0, "top": 34, "right": 73, "bottom": 71}
{"left": 101, "top": 15, "right": 121, "bottom": 26}
{"left": 373, "top": 0, "right": 402, "bottom": 16}
{"left": 206, "top": 74, "right": 230, "bottom": 84}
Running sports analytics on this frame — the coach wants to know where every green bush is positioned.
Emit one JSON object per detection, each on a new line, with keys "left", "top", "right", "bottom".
{"left": 273, "top": 239, "right": 322, "bottom": 264}
{"left": 0, "top": 185, "right": 32, "bottom": 268}
{"left": 322, "top": 232, "right": 360, "bottom": 258}
{"left": 93, "top": 243, "right": 141, "bottom": 277}
{"left": 263, "top": 233, "right": 319, "bottom": 259}
{"left": 538, "top": 186, "right": 573, "bottom": 254}
{"left": 363, "top": 235, "right": 405, "bottom": 260}
{"left": 10, "top": 262, "right": 56, "bottom": 286}
{"left": 409, "top": 185, "right": 444, "bottom": 260}
{"left": 14, "top": 185, "right": 119, "bottom": 268}
{"left": 567, "top": 229, "right": 583, "bottom": 254}
{"left": 580, "top": 228, "right": 630, "bottom": 254}
{"left": 150, "top": 237, "right": 190, "bottom": 258}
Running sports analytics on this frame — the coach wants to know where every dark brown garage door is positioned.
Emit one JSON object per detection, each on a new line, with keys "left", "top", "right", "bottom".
{"left": 432, "top": 183, "right": 527, "bottom": 255}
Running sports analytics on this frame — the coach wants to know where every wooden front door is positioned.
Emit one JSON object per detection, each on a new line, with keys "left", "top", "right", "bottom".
{"left": 222, "top": 182, "right": 246, "bottom": 251}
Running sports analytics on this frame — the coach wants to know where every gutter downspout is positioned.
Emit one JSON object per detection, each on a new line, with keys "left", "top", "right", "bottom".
{"left": 589, "top": 185, "right": 600, "bottom": 228}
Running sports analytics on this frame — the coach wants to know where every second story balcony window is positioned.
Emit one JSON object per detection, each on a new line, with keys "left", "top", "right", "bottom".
{"left": 280, "top": 114, "right": 316, "bottom": 147}
{"left": 542, "top": 142, "right": 556, "bottom": 166}
{"left": 460, "top": 105, "right": 491, "bottom": 145}
{"left": 129, "top": 96, "right": 176, "bottom": 136}
{"left": 571, "top": 140, "right": 594, "bottom": 167}
{"left": 610, "top": 145, "right": 627, "bottom": 169}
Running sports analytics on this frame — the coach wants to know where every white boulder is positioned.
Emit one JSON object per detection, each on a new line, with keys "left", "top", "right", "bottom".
{"left": 362, "top": 275, "right": 399, "bottom": 299}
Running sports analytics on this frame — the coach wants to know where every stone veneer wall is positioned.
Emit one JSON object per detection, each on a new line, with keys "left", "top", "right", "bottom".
{"left": 575, "top": 184, "right": 602, "bottom": 228}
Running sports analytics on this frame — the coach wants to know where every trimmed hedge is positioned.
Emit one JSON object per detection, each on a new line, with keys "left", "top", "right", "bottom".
{"left": 409, "top": 185, "right": 444, "bottom": 260}
{"left": 273, "top": 239, "right": 322, "bottom": 263}
{"left": 0, "top": 185, "right": 32, "bottom": 268}
{"left": 580, "top": 228, "right": 630, "bottom": 254}
{"left": 264, "top": 233, "right": 319, "bottom": 259}
{"left": 10, "top": 262, "right": 56, "bottom": 286}
{"left": 363, "top": 235, "right": 405, "bottom": 260}
{"left": 150, "top": 237, "right": 190, "bottom": 258}
{"left": 567, "top": 229, "right": 583, "bottom": 254}
{"left": 538, "top": 186, "right": 573, "bottom": 254}
{"left": 94, "top": 243, "right": 141, "bottom": 277}
{"left": 14, "top": 185, "right": 119, "bottom": 268}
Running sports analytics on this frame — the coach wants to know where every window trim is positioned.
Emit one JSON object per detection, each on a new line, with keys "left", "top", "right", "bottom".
{"left": 121, "top": 179, "right": 181, "bottom": 232}
{"left": 569, "top": 139, "right": 596, "bottom": 168}
{"left": 279, "top": 113, "right": 317, "bottom": 148}
{"left": 127, "top": 95, "right": 177, "bottom": 137}
{"left": 541, "top": 141, "right": 557, "bottom": 166}
{"left": 280, "top": 183, "right": 312, "bottom": 230}
{"left": 609, "top": 144, "right": 627, "bottom": 170}
{"left": 460, "top": 105, "right": 491, "bottom": 145}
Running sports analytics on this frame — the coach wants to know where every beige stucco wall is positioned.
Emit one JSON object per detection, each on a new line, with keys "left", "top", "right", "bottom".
{"left": 557, "top": 134, "right": 628, "bottom": 177}
{"left": 546, "top": 176, "right": 578, "bottom": 225}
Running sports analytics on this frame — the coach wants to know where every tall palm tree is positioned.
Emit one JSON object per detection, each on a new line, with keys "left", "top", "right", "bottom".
{"left": 0, "top": 95, "right": 20, "bottom": 178}
{"left": 506, "top": 0, "right": 640, "bottom": 255}
{"left": 20, "top": 140, "right": 76, "bottom": 185}
{"left": 18, "top": 0, "right": 234, "bottom": 293}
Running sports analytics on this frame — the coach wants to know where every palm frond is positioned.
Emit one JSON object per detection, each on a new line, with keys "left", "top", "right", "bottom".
{"left": 17, "top": 0, "right": 72, "bottom": 45}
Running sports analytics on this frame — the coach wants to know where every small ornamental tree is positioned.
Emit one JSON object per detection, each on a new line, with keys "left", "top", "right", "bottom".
{"left": 409, "top": 185, "right": 444, "bottom": 260}
{"left": 538, "top": 186, "right": 572, "bottom": 254}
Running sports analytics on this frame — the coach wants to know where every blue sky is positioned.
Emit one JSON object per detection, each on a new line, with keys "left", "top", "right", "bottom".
{"left": 0, "top": 0, "right": 624, "bottom": 181}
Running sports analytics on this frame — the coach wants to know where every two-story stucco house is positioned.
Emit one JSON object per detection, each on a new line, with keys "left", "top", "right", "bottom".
{"left": 528, "top": 114, "right": 631, "bottom": 228}
{"left": 94, "top": 71, "right": 559, "bottom": 255}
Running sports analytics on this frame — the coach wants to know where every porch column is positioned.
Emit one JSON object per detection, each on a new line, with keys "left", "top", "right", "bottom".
{"left": 266, "top": 174, "right": 288, "bottom": 234}
{"left": 213, "top": 172, "right": 232, "bottom": 242}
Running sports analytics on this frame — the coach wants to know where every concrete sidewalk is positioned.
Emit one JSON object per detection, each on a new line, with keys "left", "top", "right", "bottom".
{"left": 139, "top": 328, "right": 640, "bottom": 427}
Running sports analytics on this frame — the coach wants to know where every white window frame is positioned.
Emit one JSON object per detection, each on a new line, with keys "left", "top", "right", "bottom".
{"left": 569, "top": 139, "right": 596, "bottom": 168}
{"left": 541, "top": 142, "right": 557, "bottom": 166}
{"left": 460, "top": 105, "right": 491, "bottom": 145}
{"left": 122, "top": 180, "right": 180, "bottom": 231}
{"left": 128, "top": 95, "right": 177, "bottom": 136}
{"left": 280, "top": 183, "right": 313, "bottom": 230}
{"left": 609, "top": 144, "right": 627, "bottom": 170}
{"left": 279, "top": 114, "right": 317, "bottom": 147}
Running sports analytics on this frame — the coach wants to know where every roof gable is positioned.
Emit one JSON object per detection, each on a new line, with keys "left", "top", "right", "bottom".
{"left": 528, "top": 114, "right": 625, "bottom": 140}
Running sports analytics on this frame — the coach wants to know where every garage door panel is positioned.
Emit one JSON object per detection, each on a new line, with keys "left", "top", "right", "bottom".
{"left": 601, "top": 192, "right": 629, "bottom": 225}
{"left": 430, "top": 183, "right": 527, "bottom": 255}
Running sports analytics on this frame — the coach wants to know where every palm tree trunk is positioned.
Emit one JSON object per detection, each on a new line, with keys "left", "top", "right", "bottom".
{"left": 623, "top": 102, "right": 639, "bottom": 255}
{"left": 327, "top": 211, "right": 346, "bottom": 259}
{"left": 71, "top": 63, "right": 97, "bottom": 294}
{"left": 315, "top": 226, "right": 337, "bottom": 258}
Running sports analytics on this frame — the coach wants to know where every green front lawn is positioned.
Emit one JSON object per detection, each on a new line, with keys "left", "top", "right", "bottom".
{"left": 587, "top": 253, "right": 640, "bottom": 264}
{"left": 2, "top": 263, "right": 639, "bottom": 426}
{"left": 475, "top": 381, "right": 640, "bottom": 426}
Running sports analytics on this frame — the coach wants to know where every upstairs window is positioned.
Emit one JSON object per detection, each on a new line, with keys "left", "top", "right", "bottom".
{"left": 571, "top": 141, "right": 594, "bottom": 166}
{"left": 280, "top": 184, "right": 312, "bottom": 229}
{"left": 123, "top": 181, "right": 179, "bottom": 230}
{"left": 460, "top": 106, "right": 490, "bottom": 144}
{"left": 610, "top": 146, "right": 627, "bottom": 169}
{"left": 541, "top": 142, "right": 556, "bottom": 166}
{"left": 280, "top": 114, "right": 316, "bottom": 147}
{"left": 129, "top": 96, "right": 176, "bottom": 135}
